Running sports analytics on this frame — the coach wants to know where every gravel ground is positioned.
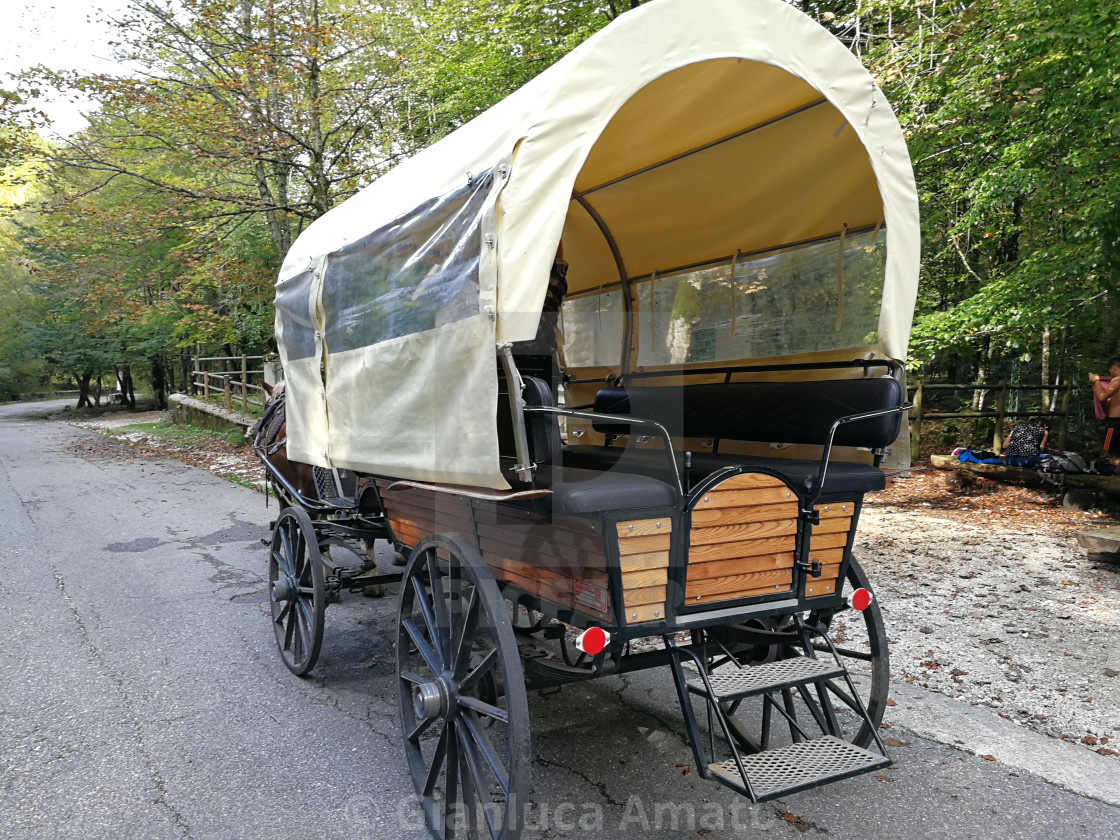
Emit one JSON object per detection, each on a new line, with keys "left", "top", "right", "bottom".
{"left": 58, "top": 407, "right": 1120, "bottom": 762}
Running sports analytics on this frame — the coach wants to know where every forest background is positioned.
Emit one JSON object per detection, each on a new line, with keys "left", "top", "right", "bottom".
{"left": 0, "top": 0, "right": 1118, "bottom": 450}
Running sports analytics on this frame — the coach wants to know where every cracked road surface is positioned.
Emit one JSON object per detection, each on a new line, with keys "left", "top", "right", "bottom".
{"left": 2, "top": 399, "right": 1119, "bottom": 839}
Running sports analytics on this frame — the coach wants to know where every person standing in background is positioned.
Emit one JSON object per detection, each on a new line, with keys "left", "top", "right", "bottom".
{"left": 1090, "top": 357, "right": 1120, "bottom": 466}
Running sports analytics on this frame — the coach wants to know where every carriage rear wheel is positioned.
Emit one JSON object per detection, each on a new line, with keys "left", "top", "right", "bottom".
{"left": 805, "top": 554, "right": 889, "bottom": 747}
{"left": 396, "top": 534, "right": 530, "bottom": 840}
{"left": 268, "top": 507, "right": 325, "bottom": 676}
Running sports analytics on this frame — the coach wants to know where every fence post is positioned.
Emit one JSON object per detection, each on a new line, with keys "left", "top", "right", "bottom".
{"left": 992, "top": 381, "right": 1008, "bottom": 453}
{"left": 193, "top": 354, "right": 201, "bottom": 397}
{"left": 1059, "top": 379, "right": 1071, "bottom": 449}
{"left": 223, "top": 375, "right": 231, "bottom": 410}
{"left": 203, "top": 371, "right": 210, "bottom": 401}
{"left": 240, "top": 354, "right": 248, "bottom": 413}
{"left": 910, "top": 380, "right": 923, "bottom": 457}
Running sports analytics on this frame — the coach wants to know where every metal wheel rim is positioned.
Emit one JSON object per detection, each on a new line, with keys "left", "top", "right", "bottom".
{"left": 804, "top": 555, "right": 889, "bottom": 747}
{"left": 396, "top": 534, "right": 530, "bottom": 840}
{"left": 268, "top": 507, "right": 325, "bottom": 676}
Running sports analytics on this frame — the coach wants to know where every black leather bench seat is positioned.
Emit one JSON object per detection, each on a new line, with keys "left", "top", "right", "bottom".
{"left": 559, "top": 445, "right": 885, "bottom": 496}
{"left": 507, "top": 463, "right": 679, "bottom": 515}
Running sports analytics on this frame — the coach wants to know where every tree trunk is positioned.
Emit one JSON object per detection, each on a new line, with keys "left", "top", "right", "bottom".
{"left": 150, "top": 356, "right": 168, "bottom": 410}
{"left": 122, "top": 365, "right": 137, "bottom": 410}
{"left": 971, "top": 337, "right": 992, "bottom": 443}
{"left": 1041, "top": 324, "right": 1051, "bottom": 411}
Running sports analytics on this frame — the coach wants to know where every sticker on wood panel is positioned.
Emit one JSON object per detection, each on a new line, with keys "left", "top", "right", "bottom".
{"left": 573, "top": 580, "right": 610, "bottom": 613}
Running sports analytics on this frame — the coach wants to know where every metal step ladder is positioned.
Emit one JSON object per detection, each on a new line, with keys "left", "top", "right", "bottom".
{"left": 665, "top": 623, "right": 891, "bottom": 803}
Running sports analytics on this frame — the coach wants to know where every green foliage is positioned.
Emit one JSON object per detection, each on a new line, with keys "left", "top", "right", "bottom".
{"left": 850, "top": 0, "right": 1120, "bottom": 380}
{"left": 1, "top": 0, "right": 1116, "bottom": 430}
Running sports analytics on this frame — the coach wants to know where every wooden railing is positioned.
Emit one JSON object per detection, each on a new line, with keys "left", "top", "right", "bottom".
{"left": 908, "top": 380, "right": 1072, "bottom": 455}
{"left": 190, "top": 355, "right": 275, "bottom": 414}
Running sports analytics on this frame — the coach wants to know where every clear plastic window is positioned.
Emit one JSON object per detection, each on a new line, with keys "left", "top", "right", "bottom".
{"left": 636, "top": 229, "right": 886, "bottom": 366}
{"left": 275, "top": 269, "right": 318, "bottom": 361}
{"left": 319, "top": 171, "right": 493, "bottom": 354}
{"left": 560, "top": 289, "right": 625, "bottom": 369}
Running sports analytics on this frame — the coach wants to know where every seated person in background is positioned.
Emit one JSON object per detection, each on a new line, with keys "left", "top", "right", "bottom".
{"left": 1003, "top": 417, "right": 1050, "bottom": 467}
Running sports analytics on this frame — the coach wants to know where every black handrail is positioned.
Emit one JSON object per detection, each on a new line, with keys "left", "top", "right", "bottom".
{"left": 803, "top": 403, "right": 913, "bottom": 513}
{"left": 522, "top": 405, "right": 684, "bottom": 499}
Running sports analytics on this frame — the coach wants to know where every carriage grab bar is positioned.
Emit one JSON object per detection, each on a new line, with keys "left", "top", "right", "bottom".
{"left": 803, "top": 402, "right": 913, "bottom": 514}
{"left": 523, "top": 405, "right": 684, "bottom": 499}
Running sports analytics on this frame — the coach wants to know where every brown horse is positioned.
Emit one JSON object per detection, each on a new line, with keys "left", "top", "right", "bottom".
{"left": 253, "top": 380, "right": 318, "bottom": 505}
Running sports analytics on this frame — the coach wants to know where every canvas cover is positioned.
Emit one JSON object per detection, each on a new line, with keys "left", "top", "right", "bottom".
{"left": 274, "top": 0, "right": 921, "bottom": 489}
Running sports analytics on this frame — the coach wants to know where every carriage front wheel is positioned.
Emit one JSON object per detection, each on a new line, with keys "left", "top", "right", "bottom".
{"left": 396, "top": 533, "right": 531, "bottom": 840}
{"left": 268, "top": 507, "right": 325, "bottom": 676}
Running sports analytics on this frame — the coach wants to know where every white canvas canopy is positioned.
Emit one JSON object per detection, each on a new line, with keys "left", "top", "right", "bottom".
{"left": 274, "top": 0, "right": 920, "bottom": 490}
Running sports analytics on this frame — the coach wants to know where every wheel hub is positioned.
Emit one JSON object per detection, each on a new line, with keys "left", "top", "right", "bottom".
{"left": 413, "top": 676, "right": 452, "bottom": 721}
{"left": 272, "top": 577, "right": 297, "bottom": 602}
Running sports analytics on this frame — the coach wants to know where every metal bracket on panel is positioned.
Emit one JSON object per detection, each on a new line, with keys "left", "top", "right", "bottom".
{"left": 497, "top": 343, "right": 536, "bottom": 483}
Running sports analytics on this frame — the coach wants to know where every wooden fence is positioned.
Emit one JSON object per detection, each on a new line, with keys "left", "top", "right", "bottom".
{"left": 190, "top": 355, "right": 276, "bottom": 414}
{"left": 908, "top": 380, "right": 1072, "bottom": 455}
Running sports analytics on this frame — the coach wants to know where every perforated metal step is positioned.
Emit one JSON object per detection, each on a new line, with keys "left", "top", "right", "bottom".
{"left": 708, "top": 736, "right": 889, "bottom": 801}
{"left": 685, "top": 656, "right": 845, "bottom": 701}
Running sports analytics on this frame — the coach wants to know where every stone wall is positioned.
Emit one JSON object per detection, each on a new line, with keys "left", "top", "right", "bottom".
{"left": 168, "top": 393, "right": 252, "bottom": 436}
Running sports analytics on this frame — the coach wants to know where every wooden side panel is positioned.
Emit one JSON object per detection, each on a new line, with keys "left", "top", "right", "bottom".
{"left": 378, "top": 483, "right": 474, "bottom": 545}
{"left": 687, "top": 473, "right": 798, "bottom": 604}
{"left": 377, "top": 481, "right": 614, "bottom": 621}
{"left": 616, "top": 518, "right": 672, "bottom": 623}
{"left": 480, "top": 508, "right": 612, "bottom": 621}
{"left": 804, "top": 502, "right": 855, "bottom": 598}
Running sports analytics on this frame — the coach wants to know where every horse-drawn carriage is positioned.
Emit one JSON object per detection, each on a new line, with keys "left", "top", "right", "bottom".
{"left": 254, "top": 0, "right": 920, "bottom": 835}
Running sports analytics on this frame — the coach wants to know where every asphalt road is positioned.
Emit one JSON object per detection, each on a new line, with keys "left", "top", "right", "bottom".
{"left": 2, "top": 399, "right": 1119, "bottom": 840}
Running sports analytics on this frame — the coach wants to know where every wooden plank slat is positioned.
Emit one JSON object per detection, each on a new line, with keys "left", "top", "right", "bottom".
{"left": 476, "top": 512, "right": 603, "bottom": 541}
{"left": 618, "top": 551, "right": 670, "bottom": 572}
{"left": 712, "top": 473, "right": 788, "bottom": 490}
{"left": 616, "top": 519, "right": 673, "bottom": 538}
{"left": 620, "top": 567, "right": 669, "bottom": 590}
{"left": 804, "top": 565, "right": 842, "bottom": 598}
{"left": 809, "top": 531, "right": 849, "bottom": 550}
{"left": 389, "top": 508, "right": 475, "bottom": 536}
{"left": 815, "top": 503, "right": 856, "bottom": 519}
{"left": 617, "top": 534, "right": 672, "bottom": 555}
{"left": 622, "top": 585, "right": 667, "bottom": 607}
{"left": 624, "top": 601, "right": 667, "bottom": 623}
{"left": 691, "top": 501, "right": 798, "bottom": 525}
{"left": 688, "top": 536, "right": 796, "bottom": 562}
{"left": 691, "top": 534, "right": 795, "bottom": 559}
{"left": 689, "top": 582, "right": 792, "bottom": 604}
{"left": 686, "top": 553, "right": 795, "bottom": 582}
{"left": 811, "top": 516, "right": 853, "bottom": 536}
{"left": 481, "top": 550, "right": 609, "bottom": 590}
{"left": 806, "top": 547, "right": 845, "bottom": 566}
{"left": 476, "top": 523, "right": 605, "bottom": 565}
{"left": 696, "top": 487, "right": 798, "bottom": 508}
{"left": 387, "top": 486, "right": 472, "bottom": 513}
{"left": 690, "top": 509, "right": 798, "bottom": 532}
{"left": 685, "top": 567, "right": 792, "bottom": 599}
{"left": 489, "top": 565, "right": 613, "bottom": 620}
{"left": 690, "top": 523, "right": 798, "bottom": 548}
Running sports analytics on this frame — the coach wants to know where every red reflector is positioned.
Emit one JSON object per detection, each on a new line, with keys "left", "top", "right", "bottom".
{"left": 575, "top": 626, "right": 609, "bottom": 656}
{"left": 848, "top": 588, "right": 872, "bottom": 611}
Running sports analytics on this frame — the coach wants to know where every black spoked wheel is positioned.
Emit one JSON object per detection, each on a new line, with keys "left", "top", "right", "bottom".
{"left": 269, "top": 507, "right": 325, "bottom": 676}
{"left": 397, "top": 534, "right": 530, "bottom": 840}
{"left": 804, "top": 555, "right": 889, "bottom": 747}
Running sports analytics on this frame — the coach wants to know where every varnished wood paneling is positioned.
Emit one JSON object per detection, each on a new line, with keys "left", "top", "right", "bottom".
{"left": 686, "top": 552, "right": 795, "bottom": 582}
{"left": 685, "top": 567, "right": 791, "bottom": 599}
{"left": 687, "top": 472, "right": 798, "bottom": 605}
{"left": 618, "top": 550, "right": 670, "bottom": 572}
